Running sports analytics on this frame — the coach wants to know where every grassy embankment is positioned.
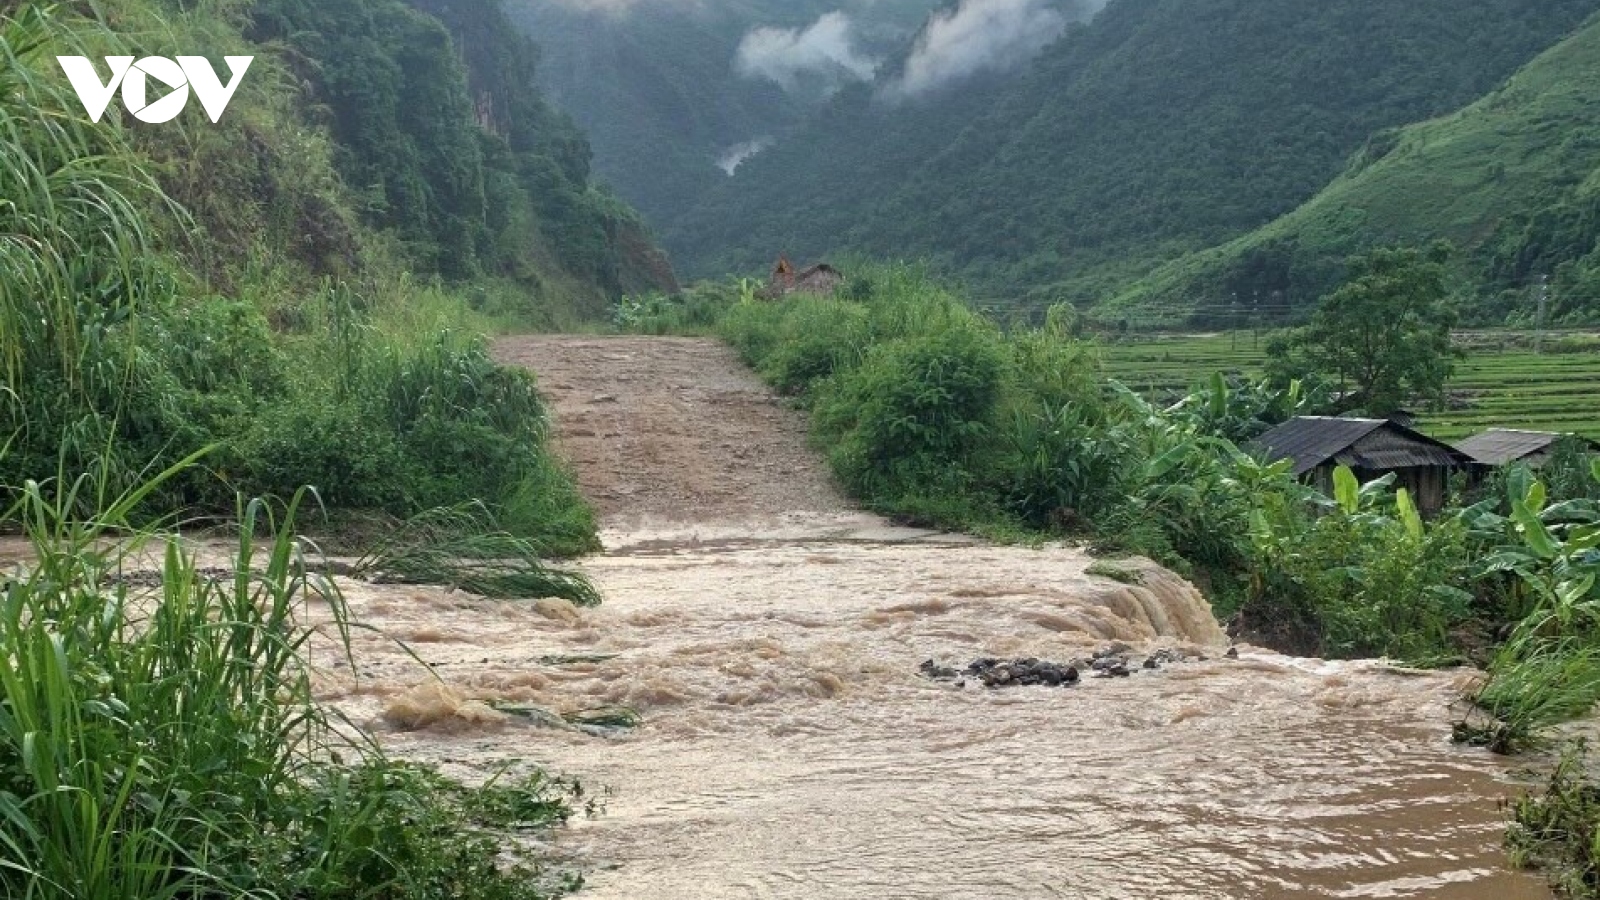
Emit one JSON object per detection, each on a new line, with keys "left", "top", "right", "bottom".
{"left": 0, "top": 0, "right": 602, "bottom": 553}
{"left": 2, "top": 2, "right": 612, "bottom": 894}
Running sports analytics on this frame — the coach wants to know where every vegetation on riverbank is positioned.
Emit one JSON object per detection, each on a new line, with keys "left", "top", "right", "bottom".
{"left": 0, "top": 466, "right": 587, "bottom": 898}
{"left": 0, "top": 0, "right": 611, "bottom": 553}
{"left": 625, "top": 264, "right": 1600, "bottom": 712}
{"left": 1509, "top": 745, "right": 1600, "bottom": 897}
{"left": 1, "top": 0, "right": 616, "bottom": 888}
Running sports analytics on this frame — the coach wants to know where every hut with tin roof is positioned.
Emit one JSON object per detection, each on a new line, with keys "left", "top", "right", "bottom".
{"left": 1454, "top": 428, "right": 1600, "bottom": 468}
{"left": 1250, "top": 416, "right": 1476, "bottom": 514}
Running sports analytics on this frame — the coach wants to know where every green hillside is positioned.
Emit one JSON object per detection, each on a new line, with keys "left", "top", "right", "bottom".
{"left": 1114, "top": 12, "right": 1600, "bottom": 326}
{"left": 505, "top": 0, "right": 944, "bottom": 226}
{"left": 663, "top": 0, "right": 1598, "bottom": 306}
{"left": 249, "top": 0, "right": 676, "bottom": 309}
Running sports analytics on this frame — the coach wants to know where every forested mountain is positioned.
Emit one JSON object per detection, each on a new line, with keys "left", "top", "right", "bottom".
{"left": 660, "top": 0, "right": 1598, "bottom": 309}
{"left": 1113, "top": 11, "right": 1600, "bottom": 326}
{"left": 504, "top": 0, "right": 946, "bottom": 225}
{"left": 248, "top": 0, "right": 675, "bottom": 305}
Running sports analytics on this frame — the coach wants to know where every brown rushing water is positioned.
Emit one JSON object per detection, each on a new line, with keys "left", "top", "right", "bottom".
{"left": 310, "top": 335, "right": 1552, "bottom": 898}
{"left": 317, "top": 518, "right": 1546, "bottom": 899}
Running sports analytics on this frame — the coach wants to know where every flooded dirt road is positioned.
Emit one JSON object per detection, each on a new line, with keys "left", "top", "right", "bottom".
{"left": 318, "top": 336, "right": 1547, "bottom": 898}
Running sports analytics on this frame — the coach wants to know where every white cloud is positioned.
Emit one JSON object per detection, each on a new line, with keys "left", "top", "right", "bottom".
{"left": 716, "top": 137, "right": 775, "bottom": 175}
{"left": 883, "top": 0, "right": 1099, "bottom": 101}
{"left": 735, "top": 12, "right": 878, "bottom": 95}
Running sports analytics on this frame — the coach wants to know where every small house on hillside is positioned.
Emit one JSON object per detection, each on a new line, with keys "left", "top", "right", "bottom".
{"left": 1454, "top": 429, "right": 1600, "bottom": 467}
{"left": 1250, "top": 416, "right": 1476, "bottom": 514}
{"left": 765, "top": 256, "right": 843, "bottom": 299}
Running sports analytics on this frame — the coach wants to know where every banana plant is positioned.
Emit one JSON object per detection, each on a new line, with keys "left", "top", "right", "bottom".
{"left": 1476, "top": 460, "right": 1600, "bottom": 633}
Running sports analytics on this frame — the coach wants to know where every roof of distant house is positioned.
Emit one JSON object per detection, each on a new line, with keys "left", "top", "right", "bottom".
{"left": 1251, "top": 416, "right": 1471, "bottom": 476}
{"left": 1455, "top": 428, "right": 1600, "bottom": 465}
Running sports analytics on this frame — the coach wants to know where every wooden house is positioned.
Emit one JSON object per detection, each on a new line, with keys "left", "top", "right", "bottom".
{"left": 764, "top": 256, "right": 843, "bottom": 299}
{"left": 1250, "top": 416, "right": 1476, "bottom": 514}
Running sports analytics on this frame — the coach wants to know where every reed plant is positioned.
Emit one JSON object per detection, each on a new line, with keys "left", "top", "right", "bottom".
{"left": 0, "top": 454, "right": 584, "bottom": 898}
{"left": 355, "top": 503, "right": 601, "bottom": 605}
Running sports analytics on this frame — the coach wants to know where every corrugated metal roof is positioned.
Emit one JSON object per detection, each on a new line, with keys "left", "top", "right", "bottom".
{"left": 1455, "top": 429, "right": 1578, "bottom": 465}
{"left": 1251, "top": 417, "right": 1386, "bottom": 475}
{"left": 1251, "top": 416, "right": 1470, "bottom": 476}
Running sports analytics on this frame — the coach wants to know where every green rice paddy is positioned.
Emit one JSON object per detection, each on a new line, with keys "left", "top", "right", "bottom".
{"left": 1099, "top": 332, "right": 1600, "bottom": 441}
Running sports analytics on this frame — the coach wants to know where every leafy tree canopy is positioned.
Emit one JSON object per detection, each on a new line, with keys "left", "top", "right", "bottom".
{"left": 1266, "top": 244, "right": 1462, "bottom": 415}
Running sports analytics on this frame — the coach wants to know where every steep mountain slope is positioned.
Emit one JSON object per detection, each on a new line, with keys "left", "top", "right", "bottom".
{"left": 247, "top": 0, "right": 675, "bottom": 309}
{"left": 505, "top": 0, "right": 945, "bottom": 226}
{"left": 665, "top": 0, "right": 1598, "bottom": 305}
{"left": 1114, "top": 12, "right": 1600, "bottom": 326}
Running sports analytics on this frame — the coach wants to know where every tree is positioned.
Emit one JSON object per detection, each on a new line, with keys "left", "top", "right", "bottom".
{"left": 1267, "top": 243, "right": 1461, "bottom": 414}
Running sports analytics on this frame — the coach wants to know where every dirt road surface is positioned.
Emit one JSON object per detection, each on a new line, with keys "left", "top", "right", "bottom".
{"left": 494, "top": 336, "right": 861, "bottom": 538}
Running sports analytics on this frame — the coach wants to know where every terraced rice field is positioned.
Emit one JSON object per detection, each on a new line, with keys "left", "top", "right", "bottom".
{"left": 1099, "top": 332, "right": 1600, "bottom": 441}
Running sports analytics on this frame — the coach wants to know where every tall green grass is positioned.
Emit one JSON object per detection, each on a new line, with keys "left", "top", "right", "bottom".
{"left": 1, "top": 3, "right": 599, "bottom": 557}
{"left": 0, "top": 458, "right": 585, "bottom": 898}
{"left": 0, "top": 5, "right": 160, "bottom": 397}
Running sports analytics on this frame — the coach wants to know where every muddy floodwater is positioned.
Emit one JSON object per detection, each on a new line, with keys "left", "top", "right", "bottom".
{"left": 317, "top": 514, "right": 1548, "bottom": 900}
{"left": 301, "top": 335, "right": 1555, "bottom": 897}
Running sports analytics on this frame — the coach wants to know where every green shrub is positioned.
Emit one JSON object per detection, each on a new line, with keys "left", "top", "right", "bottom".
{"left": 757, "top": 298, "right": 869, "bottom": 394}
{"left": 613, "top": 282, "right": 742, "bottom": 334}
{"left": 717, "top": 299, "right": 786, "bottom": 368}
{"left": 241, "top": 399, "right": 409, "bottom": 509}
{"left": 816, "top": 326, "right": 1006, "bottom": 504}
{"left": 1245, "top": 469, "right": 1475, "bottom": 659}
{"left": 994, "top": 402, "right": 1130, "bottom": 528}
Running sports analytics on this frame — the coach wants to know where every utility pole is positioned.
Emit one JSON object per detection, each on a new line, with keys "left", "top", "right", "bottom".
{"left": 1535, "top": 274, "right": 1549, "bottom": 355}
{"left": 1252, "top": 290, "right": 1261, "bottom": 350}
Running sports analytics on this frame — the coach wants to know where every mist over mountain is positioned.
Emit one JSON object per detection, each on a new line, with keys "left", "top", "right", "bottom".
{"left": 880, "top": 0, "right": 1107, "bottom": 101}
{"left": 504, "top": 0, "right": 949, "bottom": 223}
